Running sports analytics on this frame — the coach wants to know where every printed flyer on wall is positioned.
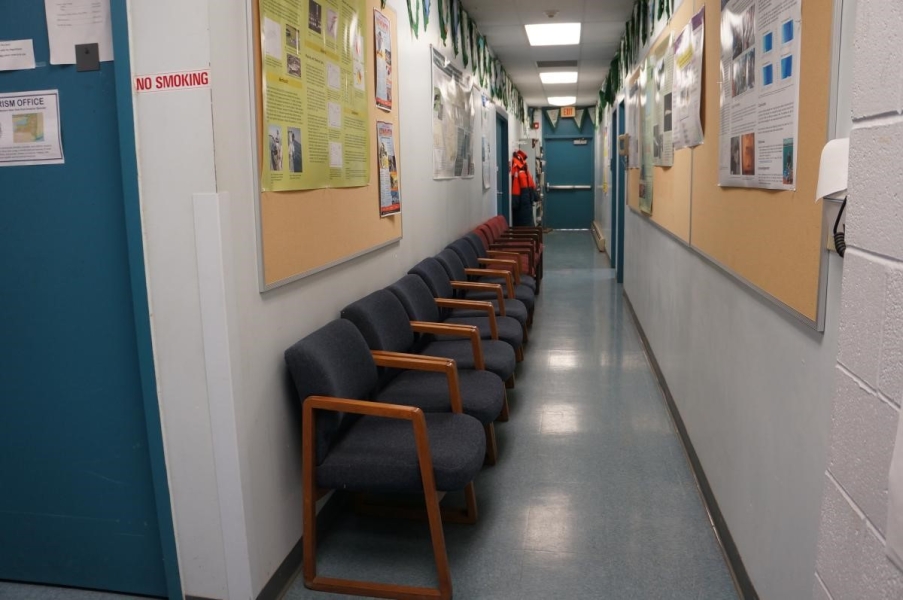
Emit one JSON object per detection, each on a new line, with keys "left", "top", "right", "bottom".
{"left": 639, "top": 59, "right": 655, "bottom": 214}
{"left": 719, "top": 0, "right": 800, "bottom": 190}
{"left": 652, "top": 36, "right": 674, "bottom": 168}
{"left": 672, "top": 7, "right": 705, "bottom": 149}
{"left": 374, "top": 9, "right": 392, "bottom": 111}
{"left": 259, "top": 0, "right": 370, "bottom": 192}
{"left": 627, "top": 74, "right": 640, "bottom": 169}
{"left": 377, "top": 121, "right": 400, "bottom": 217}
{"left": 431, "top": 46, "right": 475, "bottom": 179}
{"left": 0, "top": 90, "right": 64, "bottom": 167}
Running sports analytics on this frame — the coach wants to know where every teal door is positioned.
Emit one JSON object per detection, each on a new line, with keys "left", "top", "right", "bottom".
{"left": 0, "top": 3, "right": 178, "bottom": 597}
{"left": 496, "top": 114, "right": 510, "bottom": 220}
{"left": 543, "top": 110, "right": 595, "bottom": 229}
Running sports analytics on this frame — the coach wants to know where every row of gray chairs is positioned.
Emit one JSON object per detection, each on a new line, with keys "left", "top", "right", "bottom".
{"left": 284, "top": 233, "right": 540, "bottom": 599}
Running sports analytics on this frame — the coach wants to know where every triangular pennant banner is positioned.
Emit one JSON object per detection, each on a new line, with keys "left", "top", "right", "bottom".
{"left": 589, "top": 106, "right": 598, "bottom": 127}
{"left": 422, "top": 0, "right": 431, "bottom": 29}
{"left": 546, "top": 109, "right": 560, "bottom": 130}
{"left": 574, "top": 108, "right": 586, "bottom": 129}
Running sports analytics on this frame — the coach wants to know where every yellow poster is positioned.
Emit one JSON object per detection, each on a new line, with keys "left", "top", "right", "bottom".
{"left": 260, "top": 0, "right": 370, "bottom": 191}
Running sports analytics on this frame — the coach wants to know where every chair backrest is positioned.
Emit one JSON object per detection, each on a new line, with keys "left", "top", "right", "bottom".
{"left": 487, "top": 217, "right": 505, "bottom": 239}
{"left": 464, "top": 232, "right": 489, "bottom": 258}
{"left": 474, "top": 225, "right": 494, "bottom": 250}
{"left": 448, "top": 237, "right": 481, "bottom": 268}
{"left": 409, "top": 256, "right": 455, "bottom": 299}
{"left": 388, "top": 275, "right": 443, "bottom": 323}
{"left": 284, "top": 319, "right": 378, "bottom": 464}
{"left": 434, "top": 249, "right": 469, "bottom": 293}
{"left": 341, "top": 289, "right": 415, "bottom": 354}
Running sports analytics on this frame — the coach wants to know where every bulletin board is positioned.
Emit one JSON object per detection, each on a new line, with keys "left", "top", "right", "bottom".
{"left": 628, "top": 0, "right": 834, "bottom": 326}
{"left": 627, "top": 0, "right": 697, "bottom": 244}
{"left": 252, "top": 0, "right": 402, "bottom": 290}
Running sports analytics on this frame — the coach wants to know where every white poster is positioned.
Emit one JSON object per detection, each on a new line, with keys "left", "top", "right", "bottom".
{"left": 431, "top": 46, "right": 475, "bottom": 179}
{"left": 0, "top": 40, "right": 36, "bottom": 71}
{"left": 719, "top": 0, "right": 801, "bottom": 190}
{"left": 652, "top": 36, "right": 674, "bottom": 167}
{"left": 0, "top": 90, "right": 64, "bottom": 167}
{"left": 627, "top": 75, "right": 640, "bottom": 169}
{"left": 482, "top": 137, "right": 491, "bottom": 190}
{"left": 672, "top": 7, "right": 705, "bottom": 149}
{"left": 44, "top": 0, "right": 114, "bottom": 65}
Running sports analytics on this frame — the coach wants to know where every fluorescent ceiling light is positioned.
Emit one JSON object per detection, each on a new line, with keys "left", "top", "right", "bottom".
{"left": 540, "top": 71, "right": 579, "bottom": 84}
{"left": 525, "top": 23, "right": 581, "bottom": 46}
{"left": 548, "top": 96, "right": 576, "bottom": 106}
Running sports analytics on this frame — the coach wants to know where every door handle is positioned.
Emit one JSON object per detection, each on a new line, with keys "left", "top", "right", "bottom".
{"left": 546, "top": 184, "right": 592, "bottom": 191}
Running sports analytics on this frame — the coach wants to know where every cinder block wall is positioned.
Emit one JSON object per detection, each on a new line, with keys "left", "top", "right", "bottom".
{"left": 813, "top": 0, "right": 903, "bottom": 598}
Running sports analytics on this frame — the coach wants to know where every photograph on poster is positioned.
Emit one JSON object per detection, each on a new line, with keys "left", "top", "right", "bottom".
{"left": 741, "top": 133, "right": 755, "bottom": 175}
{"left": 269, "top": 124, "right": 283, "bottom": 171}
{"left": 730, "top": 136, "right": 741, "bottom": 175}
{"left": 781, "top": 55, "right": 793, "bottom": 79}
{"left": 286, "top": 24, "right": 299, "bottom": 49}
{"left": 781, "top": 19, "right": 794, "bottom": 44}
{"left": 265, "top": 18, "right": 282, "bottom": 58}
{"left": 288, "top": 128, "right": 303, "bottom": 173}
{"left": 782, "top": 138, "right": 794, "bottom": 185}
{"left": 731, "top": 5, "right": 755, "bottom": 59}
{"left": 309, "top": 0, "right": 322, "bottom": 33}
{"left": 287, "top": 54, "right": 301, "bottom": 77}
{"left": 327, "top": 9, "right": 339, "bottom": 39}
{"left": 762, "top": 63, "right": 773, "bottom": 86}
{"left": 732, "top": 49, "right": 755, "bottom": 97}
{"left": 763, "top": 31, "right": 773, "bottom": 53}
{"left": 664, "top": 93, "right": 672, "bottom": 132}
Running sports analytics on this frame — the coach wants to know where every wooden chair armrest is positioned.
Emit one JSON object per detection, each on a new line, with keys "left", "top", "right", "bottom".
{"left": 450, "top": 282, "right": 506, "bottom": 315}
{"left": 435, "top": 299, "right": 498, "bottom": 340}
{"left": 477, "top": 258, "right": 521, "bottom": 284}
{"left": 306, "top": 396, "right": 423, "bottom": 420}
{"left": 465, "top": 268, "right": 515, "bottom": 299}
{"left": 488, "top": 249, "right": 533, "bottom": 267}
{"left": 371, "top": 351, "right": 463, "bottom": 413}
{"left": 410, "top": 321, "right": 485, "bottom": 370}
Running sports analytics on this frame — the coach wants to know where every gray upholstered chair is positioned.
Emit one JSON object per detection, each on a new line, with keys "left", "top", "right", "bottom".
{"left": 465, "top": 231, "right": 539, "bottom": 293}
{"left": 341, "top": 289, "right": 517, "bottom": 389}
{"left": 284, "top": 319, "right": 486, "bottom": 600}
{"left": 431, "top": 250, "right": 533, "bottom": 329}
{"left": 447, "top": 238, "right": 536, "bottom": 314}
{"left": 388, "top": 273, "right": 524, "bottom": 362}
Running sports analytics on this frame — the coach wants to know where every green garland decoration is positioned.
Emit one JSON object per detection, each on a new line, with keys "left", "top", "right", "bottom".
{"left": 423, "top": 0, "right": 430, "bottom": 29}
{"left": 461, "top": 7, "right": 469, "bottom": 67}
{"left": 437, "top": 0, "right": 447, "bottom": 45}
{"left": 406, "top": 0, "right": 420, "bottom": 38}
{"left": 451, "top": 0, "right": 459, "bottom": 56}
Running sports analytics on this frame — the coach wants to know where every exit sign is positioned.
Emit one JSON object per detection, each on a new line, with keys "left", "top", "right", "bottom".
{"left": 561, "top": 106, "right": 576, "bottom": 118}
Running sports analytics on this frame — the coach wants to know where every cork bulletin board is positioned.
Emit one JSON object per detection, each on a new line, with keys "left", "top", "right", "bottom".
{"left": 252, "top": 0, "right": 402, "bottom": 290}
{"left": 628, "top": 0, "right": 835, "bottom": 326}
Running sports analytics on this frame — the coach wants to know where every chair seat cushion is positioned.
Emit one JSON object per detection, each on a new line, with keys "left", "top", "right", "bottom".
{"left": 443, "top": 315, "right": 524, "bottom": 350}
{"left": 317, "top": 413, "right": 486, "bottom": 493}
{"left": 419, "top": 339, "right": 516, "bottom": 381}
{"left": 449, "top": 299, "right": 529, "bottom": 327}
{"left": 376, "top": 369, "right": 504, "bottom": 424}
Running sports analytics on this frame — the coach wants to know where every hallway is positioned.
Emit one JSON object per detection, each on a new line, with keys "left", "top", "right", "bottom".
{"left": 288, "top": 231, "right": 738, "bottom": 599}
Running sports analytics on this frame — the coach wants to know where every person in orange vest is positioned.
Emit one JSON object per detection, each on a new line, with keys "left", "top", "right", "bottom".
{"left": 511, "top": 149, "right": 536, "bottom": 226}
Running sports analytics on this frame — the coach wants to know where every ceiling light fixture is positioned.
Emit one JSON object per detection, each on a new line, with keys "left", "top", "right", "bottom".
{"left": 548, "top": 96, "right": 576, "bottom": 106}
{"left": 540, "top": 71, "right": 579, "bottom": 84}
{"left": 525, "top": 23, "right": 581, "bottom": 46}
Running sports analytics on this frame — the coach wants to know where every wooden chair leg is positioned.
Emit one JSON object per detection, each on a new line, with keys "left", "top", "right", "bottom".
{"left": 497, "top": 392, "right": 510, "bottom": 422}
{"left": 301, "top": 404, "right": 318, "bottom": 586}
{"left": 505, "top": 374, "right": 515, "bottom": 389}
{"left": 484, "top": 423, "right": 498, "bottom": 465}
{"left": 522, "top": 324, "right": 529, "bottom": 343}
{"left": 515, "top": 346, "right": 524, "bottom": 362}
{"left": 415, "top": 416, "right": 454, "bottom": 599}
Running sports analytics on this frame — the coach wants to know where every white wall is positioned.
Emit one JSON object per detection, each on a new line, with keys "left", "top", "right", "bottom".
{"left": 128, "top": 0, "right": 520, "bottom": 596}
{"left": 594, "top": 108, "right": 612, "bottom": 247}
{"left": 625, "top": 216, "right": 842, "bottom": 599}
{"left": 812, "top": 0, "right": 903, "bottom": 596}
